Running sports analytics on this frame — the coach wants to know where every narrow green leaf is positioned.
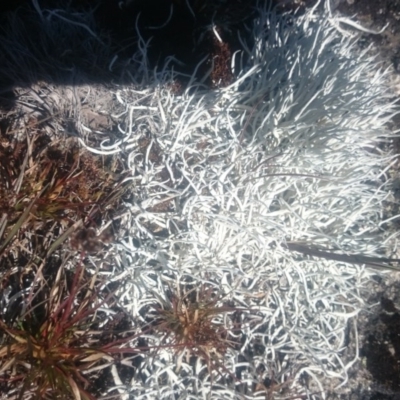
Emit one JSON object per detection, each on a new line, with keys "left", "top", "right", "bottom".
{"left": 80, "top": 351, "right": 113, "bottom": 363}
{"left": 0, "top": 356, "right": 16, "bottom": 374}
{"left": 46, "top": 219, "right": 83, "bottom": 256}
{"left": 67, "top": 375, "right": 81, "bottom": 400}
{"left": 0, "top": 184, "right": 49, "bottom": 255}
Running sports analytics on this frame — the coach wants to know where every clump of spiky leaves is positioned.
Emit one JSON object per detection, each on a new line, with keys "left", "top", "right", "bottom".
{"left": 0, "top": 126, "right": 127, "bottom": 256}
{"left": 0, "top": 116, "right": 130, "bottom": 332}
{"left": 0, "top": 260, "right": 138, "bottom": 400}
{"left": 147, "top": 282, "right": 241, "bottom": 379}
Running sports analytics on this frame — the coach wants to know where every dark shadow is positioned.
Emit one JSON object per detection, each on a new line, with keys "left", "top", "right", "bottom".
{"left": 0, "top": 0, "right": 264, "bottom": 112}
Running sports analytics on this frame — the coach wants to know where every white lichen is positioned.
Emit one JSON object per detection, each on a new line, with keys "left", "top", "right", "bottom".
{"left": 48, "top": 2, "right": 398, "bottom": 399}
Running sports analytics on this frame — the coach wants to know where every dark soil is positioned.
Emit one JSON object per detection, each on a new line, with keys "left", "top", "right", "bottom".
{"left": 363, "top": 297, "right": 400, "bottom": 397}
{"left": 348, "top": 277, "right": 400, "bottom": 400}
{"left": 0, "top": 0, "right": 260, "bottom": 105}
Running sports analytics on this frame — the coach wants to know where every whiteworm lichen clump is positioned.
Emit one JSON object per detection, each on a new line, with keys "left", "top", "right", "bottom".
{"left": 76, "top": 3, "right": 399, "bottom": 398}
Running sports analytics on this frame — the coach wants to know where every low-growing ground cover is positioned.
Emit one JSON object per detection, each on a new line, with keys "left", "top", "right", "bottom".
{"left": 0, "top": 0, "right": 399, "bottom": 399}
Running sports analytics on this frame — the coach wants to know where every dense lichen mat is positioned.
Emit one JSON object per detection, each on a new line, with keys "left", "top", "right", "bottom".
{"left": 0, "top": 1, "right": 399, "bottom": 399}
